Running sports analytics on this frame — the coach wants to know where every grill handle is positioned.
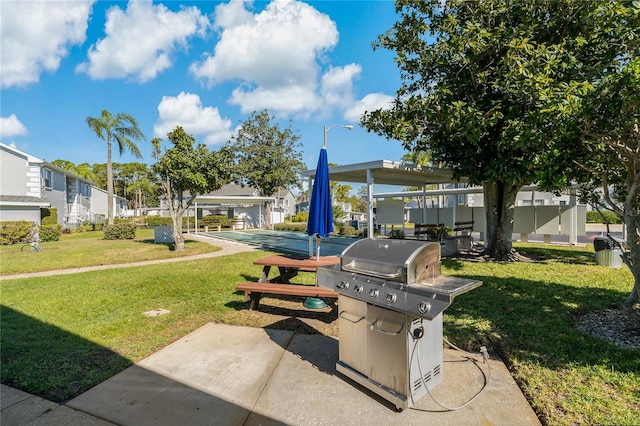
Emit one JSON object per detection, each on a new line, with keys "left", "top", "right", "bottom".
{"left": 338, "top": 311, "right": 365, "bottom": 324}
{"left": 341, "top": 263, "right": 402, "bottom": 280}
{"left": 369, "top": 319, "right": 404, "bottom": 336}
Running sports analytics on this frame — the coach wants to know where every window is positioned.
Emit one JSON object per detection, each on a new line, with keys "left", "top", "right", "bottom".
{"left": 43, "top": 169, "right": 52, "bottom": 188}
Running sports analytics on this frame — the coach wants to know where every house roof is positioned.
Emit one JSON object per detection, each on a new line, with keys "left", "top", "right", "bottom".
{"left": 202, "top": 184, "right": 259, "bottom": 197}
{"left": 195, "top": 184, "right": 274, "bottom": 205}
{"left": 0, "top": 195, "right": 49, "bottom": 207}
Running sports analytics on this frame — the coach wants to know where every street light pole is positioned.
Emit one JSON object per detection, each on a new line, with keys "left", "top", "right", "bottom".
{"left": 323, "top": 124, "right": 354, "bottom": 148}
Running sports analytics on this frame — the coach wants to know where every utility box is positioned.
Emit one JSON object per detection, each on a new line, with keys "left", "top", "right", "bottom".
{"left": 154, "top": 226, "right": 174, "bottom": 244}
{"left": 594, "top": 237, "right": 623, "bottom": 268}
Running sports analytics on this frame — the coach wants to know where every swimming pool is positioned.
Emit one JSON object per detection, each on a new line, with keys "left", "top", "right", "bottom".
{"left": 199, "top": 229, "right": 357, "bottom": 257}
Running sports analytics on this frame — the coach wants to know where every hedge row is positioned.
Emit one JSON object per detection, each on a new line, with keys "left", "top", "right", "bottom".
{"left": 274, "top": 222, "right": 307, "bottom": 232}
{"left": 0, "top": 221, "right": 61, "bottom": 244}
{"left": 586, "top": 210, "right": 622, "bottom": 224}
{"left": 201, "top": 215, "right": 232, "bottom": 228}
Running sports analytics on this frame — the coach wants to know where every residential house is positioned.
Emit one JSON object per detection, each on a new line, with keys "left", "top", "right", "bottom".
{"left": 0, "top": 142, "right": 127, "bottom": 227}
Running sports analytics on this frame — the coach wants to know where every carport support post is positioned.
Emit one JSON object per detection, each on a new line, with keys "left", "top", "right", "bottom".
{"left": 422, "top": 187, "right": 427, "bottom": 224}
{"left": 194, "top": 202, "right": 198, "bottom": 235}
{"left": 367, "top": 169, "right": 374, "bottom": 238}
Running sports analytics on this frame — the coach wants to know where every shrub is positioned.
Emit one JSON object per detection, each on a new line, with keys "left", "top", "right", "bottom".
{"left": 291, "top": 212, "right": 309, "bottom": 223}
{"left": 145, "top": 216, "right": 173, "bottom": 227}
{"left": 340, "top": 225, "right": 358, "bottom": 236}
{"left": 389, "top": 229, "right": 406, "bottom": 239}
{"left": 0, "top": 221, "right": 34, "bottom": 245}
{"left": 274, "top": 222, "right": 307, "bottom": 232}
{"left": 426, "top": 225, "right": 452, "bottom": 241}
{"left": 40, "top": 208, "right": 58, "bottom": 225}
{"left": 73, "top": 220, "right": 96, "bottom": 233}
{"left": 103, "top": 222, "right": 137, "bottom": 240}
{"left": 586, "top": 210, "right": 621, "bottom": 224}
{"left": 201, "top": 215, "right": 231, "bottom": 228}
{"left": 40, "top": 224, "right": 62, "bottom": 242}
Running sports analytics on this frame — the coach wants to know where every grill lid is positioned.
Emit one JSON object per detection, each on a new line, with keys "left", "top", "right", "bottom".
{"left": 340, "top": 239, "right": 441, "bottom": 284}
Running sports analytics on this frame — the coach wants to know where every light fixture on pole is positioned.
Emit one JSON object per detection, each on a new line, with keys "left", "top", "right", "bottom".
{"left": 323, "top": 124, "right": 354, "bottom": 148}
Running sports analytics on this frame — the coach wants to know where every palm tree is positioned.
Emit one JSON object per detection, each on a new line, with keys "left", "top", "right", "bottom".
{"left": 86, "top": 109, "right": 145, "bottom": 224}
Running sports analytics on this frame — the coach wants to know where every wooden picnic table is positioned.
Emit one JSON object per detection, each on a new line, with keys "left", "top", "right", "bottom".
{"left": 253, "top": 254, "right": 340, "bottom": 283}
{"left": 236, "top": 255, "right": 340, "bottom": 310}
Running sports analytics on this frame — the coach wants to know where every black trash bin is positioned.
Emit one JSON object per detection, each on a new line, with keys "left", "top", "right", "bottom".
{"left": 593, "top": 237, "right": 614, "bottom": 251}
{"left": 593, "top": 237, "right": 622, "bottom": 268}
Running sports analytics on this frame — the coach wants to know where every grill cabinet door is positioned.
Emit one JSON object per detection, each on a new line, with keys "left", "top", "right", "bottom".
{"left": 366, "top": 304, "right": 408, "bottom": 395}
{"left": 337, "top": 295, "right": 368, "bottom": 373}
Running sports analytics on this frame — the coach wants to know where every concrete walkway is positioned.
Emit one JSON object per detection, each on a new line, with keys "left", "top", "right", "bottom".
{"left": 2, "top": 323, "right": 540, "bottom": 426}
{"left": 0, "top": 235, "right": 257, "bottom": 281}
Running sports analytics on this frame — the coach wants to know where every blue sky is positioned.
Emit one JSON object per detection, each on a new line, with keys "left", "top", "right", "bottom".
{"left": 1, "top": 0, "right": 408, "bottom": 181}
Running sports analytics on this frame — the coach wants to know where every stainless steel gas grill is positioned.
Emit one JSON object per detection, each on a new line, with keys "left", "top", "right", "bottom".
{"left": 316, "top": 239, "right": 482, "bottom": 411}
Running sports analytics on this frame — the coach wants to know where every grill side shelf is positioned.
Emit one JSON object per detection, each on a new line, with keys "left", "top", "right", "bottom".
{"left": 411, "top": 276, "right": 482, "bottom": 298}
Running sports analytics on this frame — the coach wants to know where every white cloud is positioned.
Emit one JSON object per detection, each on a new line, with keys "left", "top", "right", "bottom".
{"left": 320, "top": 64, "right": 362, "bottom": 110}
{"left": 0, "top": 0, "right": 93, "bottom": 88}
{"left": 191, "top": 0, "right": 342, "bottom": 116}
{"left": 76, "top": 0, "right": 209, "bottom": 82}
{"left": 344, "top": 93, "right": 395, "bottom": 122}
{"left": 213, "top": 0, "right": 254, "bottom": 29}
{"left": 0, "top": 114, "right": 28, "bottom": 138}
{"left": 154, "top": 92, "right": 233, "bottom": 145}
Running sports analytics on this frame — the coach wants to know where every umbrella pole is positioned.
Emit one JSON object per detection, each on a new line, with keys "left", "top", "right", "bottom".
{"left": 316, "top": 236, "right": 321, "bottom": 260}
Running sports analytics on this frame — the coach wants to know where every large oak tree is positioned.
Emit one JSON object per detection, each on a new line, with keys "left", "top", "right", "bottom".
{"left": 362, "top": 0, "right": 635, "bottom": 260}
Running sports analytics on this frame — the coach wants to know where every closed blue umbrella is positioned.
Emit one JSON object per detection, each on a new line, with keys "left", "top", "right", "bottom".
{"left": 307, "top": 147, "right": 333, "bottom": 260}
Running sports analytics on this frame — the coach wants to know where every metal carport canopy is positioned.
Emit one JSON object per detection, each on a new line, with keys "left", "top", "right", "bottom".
{"left": 301, "top": 159, "right": 465, "bottom": 236}
{"left": 301, "top": 159, "right": 460, "bottom": 186}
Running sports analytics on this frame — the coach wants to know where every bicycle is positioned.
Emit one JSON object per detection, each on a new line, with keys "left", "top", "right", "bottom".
{"left": 21, "top": 241, "right": 42, "bottom": 253}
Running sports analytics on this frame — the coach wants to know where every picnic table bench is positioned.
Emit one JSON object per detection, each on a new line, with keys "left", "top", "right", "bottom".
{"left": 236, "top": 255, "right": 340, "bottom": 310}
{"left": 443, "top": 221, "right": 475, "bottom": 252}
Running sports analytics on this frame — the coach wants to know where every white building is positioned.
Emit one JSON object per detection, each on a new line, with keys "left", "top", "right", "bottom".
{"left": 0, "top": 142, "right": 127, "bottom": 227}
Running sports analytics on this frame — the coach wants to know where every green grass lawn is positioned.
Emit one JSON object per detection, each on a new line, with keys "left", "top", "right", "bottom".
{"left": 1, "top": 237, "right": 638, "bottom": 425}
{"left": 0, "top": 229, "right": 220, "bottom": 275}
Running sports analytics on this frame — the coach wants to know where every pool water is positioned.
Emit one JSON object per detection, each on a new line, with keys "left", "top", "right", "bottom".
{"left": 199, "top": 229, "right": 357, "bottom": 257}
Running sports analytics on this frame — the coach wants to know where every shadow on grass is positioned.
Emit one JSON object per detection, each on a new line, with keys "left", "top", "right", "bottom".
{"left": 0, "top": 305, "right": 132, "bottom": 403}
{"left": 134, "top": 239, "right": 204, "bottom": 250}
{"left": 226, "top": 296, "right": 338, "bottom": 325}
{"left": 1, "top": 307, "right": 288, "bottom": 425}
{"left": 441, "top": 274, "right": 639, "bottom": 375}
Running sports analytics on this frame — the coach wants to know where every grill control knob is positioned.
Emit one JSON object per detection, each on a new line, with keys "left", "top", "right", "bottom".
{"left": 354, "top": 285, "right": 363, "bottom": 294}
{"left": 337, "top": 281, "right": 350, "bottom": 290}
{"left": 418, "top": 301, "right": 431, "bottom": 314}
{"left": 369, "top": 288, "right": 379, "bottom": 299}
{"left": 386, "top": 292, "right": 397, "bottom": 304}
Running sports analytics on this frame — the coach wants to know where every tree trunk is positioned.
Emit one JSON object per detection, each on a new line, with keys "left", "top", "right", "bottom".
{"left": 621, "top": 190, "right": 640, "bottom": 322}
{"left": 265, "top": 201, "right": 273, "bottom": 229}
{"left": 106, "top": 140, "right": 114, "bottom": 225}
{"left": 172, "top": 211, "right": 185, "bottom": 251}
{"left": 483, "top": 181, "right": 521, "bottom": 261}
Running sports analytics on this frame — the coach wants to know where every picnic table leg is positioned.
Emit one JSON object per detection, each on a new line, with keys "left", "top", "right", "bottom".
{"left": 248, "top": 292, "right": 262, "bottom": 310}
{"left": 276, "top": 266, "right": 298, "bottom": 283}
{"left": 259, "top": 266, "right": 271, "bottom": 283}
